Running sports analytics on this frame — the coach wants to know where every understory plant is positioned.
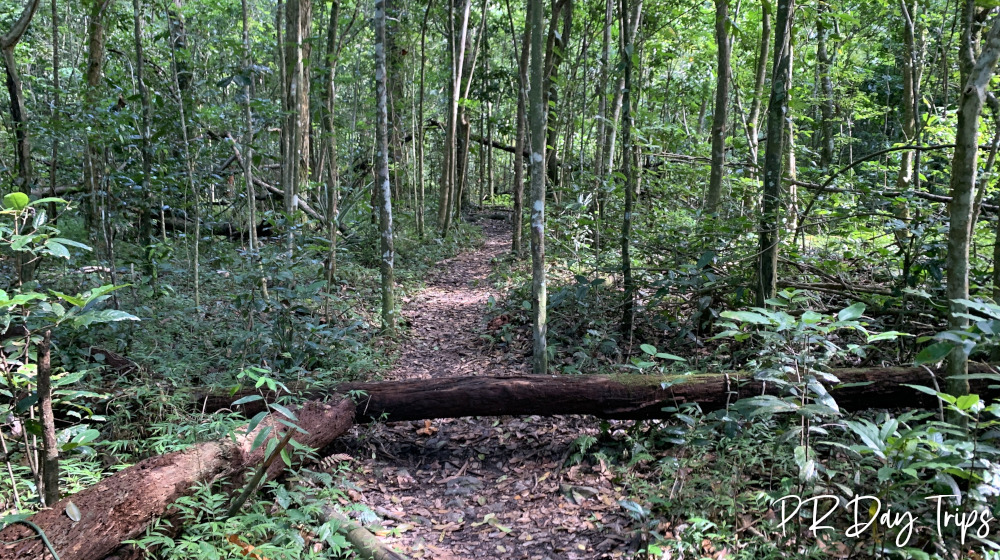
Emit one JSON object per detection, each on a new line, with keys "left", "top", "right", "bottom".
{"left": 617, "top": 291, "right": 1000, "bottom": 558}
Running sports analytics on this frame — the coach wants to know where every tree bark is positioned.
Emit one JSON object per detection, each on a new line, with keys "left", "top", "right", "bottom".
{"left": 242, "top": 0, "right": 259, "bottom": 254}
{"left": 620, "top": 0, "right": 640, "bottom": 340}
{"left": 945, "top": 6, "right": 1000, "bottom": 399}
{"left": 196, "top": 364, "right": 1000, "bottom": 425}
{"left": 0, "top": 399, "right": 356, "bottom": 560}
{"left": 438, "top": 0, "right": 472, "bottom": 234}
{"left": 133, "top": 0, "right": 153, "bottom": 242}
{"left": 528, "top": 0, "right": 548, "bottom": 374}
{"left": 705, "top": 0, "right": 731, "bottom": 214}
{"left": 592, "top": 0, "right": 612, "bottom": 254}
{"left": 416, "top": 0, "right": 433, "bottom": 238}
{"left": 37, "top": 331, "right": 58, "bottom": 507}
{"left": 375, "top": 0, "right": 396, "bottom": 331}
{"left": 83, "top": 0, "right": 111, "bottom": 234}
{"left": 755, "top": 0, "right": 794, "bottom": 306}
{"left": 893, "top": 0, "right": 919, "bottom": 246}
{"left": 816, "top": 0, "right": 836, "bottom": 170}
{"left": 322, "top": 0, "right": 341, "bottom": 281}
{"left": 282, "top": 0, "right": 312, "bottom": 255}
{"left": 0, "top": 0, "right": 41, "bottom": 195}
{"left": 47, "top": 0, "right": 59, "bottom": 220}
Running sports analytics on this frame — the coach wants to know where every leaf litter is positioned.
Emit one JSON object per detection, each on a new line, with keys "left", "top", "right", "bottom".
{"left": 329, "top": 218, "right": 637, "bottom": 559}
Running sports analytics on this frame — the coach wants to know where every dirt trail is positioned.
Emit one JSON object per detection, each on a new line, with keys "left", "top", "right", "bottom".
{"left": 332, "top": 217, "right": 635, "bottom": 559}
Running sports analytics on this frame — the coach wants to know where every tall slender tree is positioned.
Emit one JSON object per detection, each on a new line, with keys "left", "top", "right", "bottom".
{"left": 704, "top": 0, "right": 731, "bottom": 215}
{"left": 133, "top": 0, "right": 153, "bottom": 242}
{"left": 620, "top": 0, "right": 640, "bottom": 340}
{"left": 945, "top": 4, "right": 1000, "bottom": 399}
{"left": 283, "top": 0, "right": 312, "bottom": 255}
{"left": 375, "top": 0, "right": 396, "bottom": 330}
{"left": 755, "top": 0, "right": 794, "bottom": 306}
{"left": 528, "top": 0, "right": 547, "bottom": 374}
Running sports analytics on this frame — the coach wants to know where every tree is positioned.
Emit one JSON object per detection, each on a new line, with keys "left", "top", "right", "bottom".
{"left": 0, "top": 0, "right": 40, "bottom": 196}
{"left": 375, "top": 0, "right": 396, "bottom": 331}
{"left": 755, "top": 0, "right": 794, "bottom": 307}
{"left": 506, "top": 0, "right": 529, "bottom": 256}
{"left": 438, "top": 0, "right": 472, "bottom": 234}
{"left": 282, "top": 0, "right": 312, "bottom": 254}
{"left": 945, "top": 3, "right": 1000, "bottom": 399}
{"left": 620, "top": 0, "right": 640, "bottom": 339}
{"left": 528, "top": 0, "right": 547, "bottom": 374}
{"left": 704, "top": 0, "right": 730, "bottom": 215}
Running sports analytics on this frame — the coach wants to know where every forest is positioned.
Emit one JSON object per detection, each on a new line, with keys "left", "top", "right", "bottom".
{"left": 1, "top": 0, "right": 1000, "bottom": 557}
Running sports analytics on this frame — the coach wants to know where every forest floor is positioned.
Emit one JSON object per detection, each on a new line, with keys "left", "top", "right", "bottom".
{"left": 330, "top": 216, "right": 637, "bottom": 559}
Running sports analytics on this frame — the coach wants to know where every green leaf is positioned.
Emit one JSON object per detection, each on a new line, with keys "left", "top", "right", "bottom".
{"left": 956, "top": 394, "right": 981, "bottom": 411}
{"left": 901, "top": 384, "right": 942, "bottom": 397}
{"left": 838, "top": 303, "right": 866, "bottom": 322}
{"left": 251, "top": 425, "right": 273, "bottom": 452}
{"left": 3, "top": 192, "right": 29, "bottom": 210}
{"left": 867, "top": 331, "right": 908, "bottom": 342}
{"left": 654, "top": 352, "right": 686, "bottom": 362}
{"left": 28, "top": 197, "right": 66, "bottom": 207}
{"left": 915, "top": 342, "right": 954, "bottom": 365}
{"left": 639, "top": 344, "right": 657, "bottom": 356}
{"left": 719, "top": 310, "right": 773, "bottom": 325}
{"left": 44, "top": 240, "right": 69, "bottom": 259}
{"left": 232, "top": 394, "right": 264, "bottom": 406}
{"left": 51, "top": 291, "right": 85, "bottom": 307}
{"left": 269, "top": 403, "right": 298, "bottom": 421}
{"left": 48, "top": 237, "right": 91, "bottom": 251}
{"left": 245, "top": 410, "right": 268, "bottom": 434}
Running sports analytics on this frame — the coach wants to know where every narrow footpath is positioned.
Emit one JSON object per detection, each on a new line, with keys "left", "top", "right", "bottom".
{"left": 331, "top": 217, "right": 636, "bottom": 559}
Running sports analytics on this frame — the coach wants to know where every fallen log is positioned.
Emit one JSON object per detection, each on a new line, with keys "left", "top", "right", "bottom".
{"left": 201, "top": 364, "right": 1000, "bottom": 423}
{"left": 0, "top": 399, "right": 356, "bottom": 560}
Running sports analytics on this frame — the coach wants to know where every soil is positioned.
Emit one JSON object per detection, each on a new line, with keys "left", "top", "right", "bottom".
{"left": 330, "top": 217, "right": 637, "bottom": 559}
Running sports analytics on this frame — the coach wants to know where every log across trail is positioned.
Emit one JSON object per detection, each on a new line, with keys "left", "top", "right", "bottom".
{"left": 204, "top": 364, "right": 1000, "bottom": 423}
{"left": 5, "top": 369, "right": 995, "bottom": 559}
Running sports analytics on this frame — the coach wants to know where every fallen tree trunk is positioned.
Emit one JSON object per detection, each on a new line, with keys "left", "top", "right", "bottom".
{"left": 0, "top": 399, "right": 355, "bottom": 560}
{"left": 201, "top": 364, "right": 1000, "bottom": 423}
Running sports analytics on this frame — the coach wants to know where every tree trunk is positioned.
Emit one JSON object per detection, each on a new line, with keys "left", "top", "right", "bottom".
{"left": 438, "top": 0, "right": 472, "bottom": 234}
{"left": 945, "top": 6, "right": 1000, "bottom": 399}
{"left": 454, "top": 0, "right": 487, "bottom": 217}
{"left": 169, "top": 19, "right": 200, "bottom": 309}
{"left": 283, "top": 0, "right": 312, "bottom": 255}
{"left": 705, "top": 0, "right": 730, "bottom": 215}
{"left": 544, "top": 0, "right": 571, "bottom": 192}
{"left": 511, "top": 2, "right": 529, "bottom": 256}
{"left": 417, "top": 0, "right": 433, "bottom": 238}
{"left": 242, "top": 0, "right": 259, "bottom": 255}
{"left": 893, "top": 0, "right": 919, "bottom": 246}
{"left": 375, "top": 0, "right": 396, "bottom": 331}
{"left": 755, "top": 0, "right": 794, "bottom": 307}
{"left": 323, "top": 0, "right": 341, "bottom": 281}
{"left": 37, "top": 331, "right": 58, "bottom": 507}
{"left": 0, "top": 400, "right": 356, "bottom": 560}
{"left": 746, "top": 0, "right": 771, "bottom": 174}
{"left": 193, "top": 363, "right": 1000, "bottom": 426}
{"left": 620, "top": 0, "right": 640, "bottom": 340}
{"left": 48, "top": 0, "right": 59, "bottom": 221}
{"left": 133, "top": 0, "right": 153, "bottom": 242}
{"left": 0, "top": 0, "right": 39, "bottom": 195}
{"left": 528, "top": 0, "right": 548, "bottom": 374}
{"left": 816, "top": 0, "right": 836, "bottom": 170}
{"left": 592, "top": 0, "right": 612, "bottom": 255}
{"left": 83, "top": 0, "right": 110, "bottom": 237}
